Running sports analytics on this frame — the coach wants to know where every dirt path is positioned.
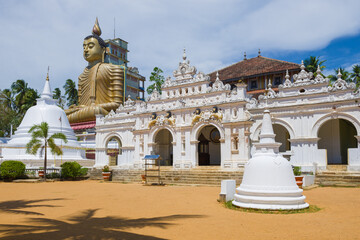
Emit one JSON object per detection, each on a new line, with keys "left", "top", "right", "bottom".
{"left": 0, "top": 181, "right": 359, "bottom": 239}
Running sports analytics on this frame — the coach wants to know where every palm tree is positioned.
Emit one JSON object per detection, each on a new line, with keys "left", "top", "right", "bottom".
{"left": 11, "top": 79, "right": 29, "bottom": 110}
{"left": 351, "top": 64, "right": 360, "bottom": 89}
{"left": 63, "top": 79, "right": 78, "bottom": 107}
{"left": 53, "top": 88, "right": 66, "bottom": 109}
{"left": 20, "top": 89, "right": 39, "bottom": 115}
{"left": 53, "top": 88, "right": 61, "bottom": 100}
{"left": 0, "top": 89, "right": 15, "bottom": 109}
{"left": 304, "top": 56, "right": 326, "bottom": 75}
{"left": 26, "top": 122, "right": 68, "bottom": 180}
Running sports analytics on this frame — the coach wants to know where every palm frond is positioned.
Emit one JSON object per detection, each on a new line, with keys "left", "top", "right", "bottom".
{"left": 26, "top": 138, "right": 41, "bottom": 154}
{"left": 48, "top": 138, "right": 63, "bottom": 155}
{"left": 50, "top": 133, "right": 68, "bottom": 143}
{"left": 28, "top": 124, "right": 41, "bottom": 133}
{"left": 29, "top": 143, "right": 42, "bottom": 155}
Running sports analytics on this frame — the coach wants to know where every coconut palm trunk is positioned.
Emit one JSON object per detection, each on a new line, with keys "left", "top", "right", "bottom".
{"left": 44, "top": 141, "right": 47, "bottom": 181}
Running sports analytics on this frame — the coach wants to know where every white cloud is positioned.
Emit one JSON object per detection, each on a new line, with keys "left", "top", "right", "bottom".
{"left": 0, "top": 0, "right": 360, "bottom": 94}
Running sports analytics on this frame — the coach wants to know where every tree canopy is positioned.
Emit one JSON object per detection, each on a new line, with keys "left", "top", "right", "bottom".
{"left": 63, "top": 79, "right": 78, "bottom": 107}
{"left": 146, "top": 67, "right": 165, "bottom": 95}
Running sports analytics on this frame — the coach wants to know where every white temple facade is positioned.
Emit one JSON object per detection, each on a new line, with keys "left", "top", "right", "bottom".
{"left": 95, "top": 52, "right": 360, "bottom": 172}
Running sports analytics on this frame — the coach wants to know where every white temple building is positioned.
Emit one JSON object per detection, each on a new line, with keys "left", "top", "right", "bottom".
{"left": 94, "top": 51, "right": 360, "bottom": 172}
{"left": 1, "top": 75, "right": 91, "bottom": 167}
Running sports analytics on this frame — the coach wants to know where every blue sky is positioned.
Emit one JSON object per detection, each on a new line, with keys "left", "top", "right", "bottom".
{"left": 0, "top": 0, "right": 360, "bottom": 96}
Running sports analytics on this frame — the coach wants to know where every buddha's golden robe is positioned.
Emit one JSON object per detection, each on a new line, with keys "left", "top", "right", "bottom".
{"left": 66, "top": 63, "right": 124, "bottom": 123}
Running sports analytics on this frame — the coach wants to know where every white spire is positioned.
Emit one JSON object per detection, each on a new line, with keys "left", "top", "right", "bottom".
{"left": 41, "top": 69, "right": 52, "bottom": 99}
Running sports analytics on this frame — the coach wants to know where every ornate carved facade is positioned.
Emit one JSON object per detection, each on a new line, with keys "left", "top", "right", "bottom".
{"left": 95, "top": 51, "right": 360, "bottom": 172}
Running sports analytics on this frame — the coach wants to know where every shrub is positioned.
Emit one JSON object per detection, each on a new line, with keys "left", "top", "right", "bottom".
{"left": 102, "top": 165, "right": 110, "bottom": 172}
{"left": 60, "top": 162, "right": 87, "bottom": 180}
{"left": 0, "top": 160, "right": 26, "bottom": 180}
{"left": 46, "top": 172, "right": 61, "bottom": 179}
{"left": 293, "top": 166, "right": 302, "bottom": 176}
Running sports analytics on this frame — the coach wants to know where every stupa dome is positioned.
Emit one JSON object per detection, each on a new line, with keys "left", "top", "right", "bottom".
{"left": 2, "top": 75, "right": 86, "bottom": 164}
{"left": 232, "top": 110, "right": 308, "bottom": 210}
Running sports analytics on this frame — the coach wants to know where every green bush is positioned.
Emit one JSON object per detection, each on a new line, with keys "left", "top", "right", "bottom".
{"left": 60, "top": 162, "right": 87, "bottom": 180}
{"left": 293, "top": 166, "right": 302, "bottom": 176}
{"left": 46, "top": 172, "right": 61, "bottom": 179}
{"left": 0, "top": 160, "right": 26, "bottom": 180}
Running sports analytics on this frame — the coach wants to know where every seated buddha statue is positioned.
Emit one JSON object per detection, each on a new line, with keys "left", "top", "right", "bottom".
{"left": 66, "top": 18, "right": 124, "bottom": 123}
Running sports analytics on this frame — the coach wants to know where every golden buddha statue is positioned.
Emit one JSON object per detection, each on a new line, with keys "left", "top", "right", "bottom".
{"left": 66, "top": 18, "right": 124, "bottom": 123}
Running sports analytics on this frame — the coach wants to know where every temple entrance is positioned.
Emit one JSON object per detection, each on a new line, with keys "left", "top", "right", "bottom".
{"left": 273, "top": 124, "right": 291, "bottom": 152}
{"left": 318, "top": 119, "right": 357, "bottom": 165}
{"left": 154, "top": 129, "right": 173, "bottom": 166}
{"left": 197, "top": 125, "right": 221, "bottom": 166}
{"left": 106, "top": 137, "right": 122, "bottom": 166}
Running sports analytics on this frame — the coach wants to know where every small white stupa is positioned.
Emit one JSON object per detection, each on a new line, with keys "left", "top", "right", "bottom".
{"left": 2, "top": 73, "right": 86, "bottom": 166}
{"left": 232, "top": 109, "right": 308, "bottom": 210}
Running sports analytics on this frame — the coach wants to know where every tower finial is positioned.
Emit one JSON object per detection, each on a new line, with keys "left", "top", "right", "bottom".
{"left": 92, "top": 17, "right": 102, "bottom": 36}
{"left": 46, "top": 66, "right": 50, "bottom": 81}
{"left": 183, "top": 48, "right": 187, "bottom": 61}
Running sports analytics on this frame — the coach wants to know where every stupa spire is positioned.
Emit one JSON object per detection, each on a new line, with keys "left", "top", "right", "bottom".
{"left": 41, "top": 66, "right": 52, "bottom": 99}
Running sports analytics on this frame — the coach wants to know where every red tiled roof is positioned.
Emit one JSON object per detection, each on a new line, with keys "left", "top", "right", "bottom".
{"left": 209, "top": 56, "right": 300, "bottom": 82}
{"left": 70, "top": 121, "right": 96, "bottom": 130}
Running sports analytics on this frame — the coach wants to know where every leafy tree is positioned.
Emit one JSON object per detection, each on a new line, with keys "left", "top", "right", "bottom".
{"left": 26, "top": 122, "right": 68, "bottom": 181}
{"left": 53, "top": 88, "right": 66, "bottom": 109}
{"left": 304, "top": 56, "right": 326, "bottom": 76}
{"left": 63, "top": 79, "right": 78, "bottom": 107}
{"left": 146, "top": 67, "right": 165, "bottom": 95}
{"left": 350, "top": 64, "right": 360, "bottom": 89}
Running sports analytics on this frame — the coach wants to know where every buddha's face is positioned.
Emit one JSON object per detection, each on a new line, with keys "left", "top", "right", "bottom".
{"left": 83, "top": 37, "right": 103, "bottom": 63}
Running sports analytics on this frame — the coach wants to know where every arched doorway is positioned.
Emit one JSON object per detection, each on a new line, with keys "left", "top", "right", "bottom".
{"left": 106, "top": 137, "right": 122, "bottom": 166}
{"left": 318, "top": 119, "right": 357, "bottom": 165}
{"left": 154, "top": 129, "right": 173, "bottom": 166}
{"left": 273, "top": 124, "right": 291, "bottom": 152}
{"left": 197, "top": 125, "right": 221, "bottom": 166}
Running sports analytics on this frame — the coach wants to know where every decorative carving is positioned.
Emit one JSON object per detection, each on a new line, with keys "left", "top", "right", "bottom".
{"left": 293, "top": 61, "right": 313, "bottom": 83}
{"left": 259, "top": 79, "right": 278, "bottom": 100}
{"left": 279, "top": 69, "right": 292, "bottom": 88}
{"left": 313, "top": 65, "right": 329, "bottom": 84}
{"left": 162, "top": 76, "right": 172, "bottom": 88}
{"left": 195, "top": 71, "right": 210, "bottom": 82}
{"left": 210, "top": 106, "right": 223, "bottom": 121}
{"left": 124, "top": 95, "right": 135, "bottom": 107}
{"left": 328, "top": 70, "right": 356, "bottom": 91}
{"left": 246, "top": 98, "right": 258, "bottom": 109}
{"left": 191, "top": 108, "right": 223, "bottom": 125}
{"left": 209, "top": 72, "right": 231, "bottom": 92}
{"left": 148, "top": 112, "right": 176, "bottom": 129}
{"left": 148, "top": 88, "right": 161, "bottom": 101}
{"left": 173, "top": 48, "right": 197, "bottom": 82}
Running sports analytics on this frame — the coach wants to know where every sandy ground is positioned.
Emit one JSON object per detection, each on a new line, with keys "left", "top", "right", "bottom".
{"left": 0, "top": 181, "right": 359, "bottom": 240}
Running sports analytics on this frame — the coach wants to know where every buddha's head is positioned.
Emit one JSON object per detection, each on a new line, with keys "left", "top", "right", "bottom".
{"left": 83, "top": 18, "right": 107, "bottom": 64}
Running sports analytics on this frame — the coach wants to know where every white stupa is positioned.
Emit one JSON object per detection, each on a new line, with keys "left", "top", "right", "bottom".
{"left": 232, "top": 109, "right": 308, "bottom": 210}
{"left": 2, "top": 73, "right": 86, "bottom": 166}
